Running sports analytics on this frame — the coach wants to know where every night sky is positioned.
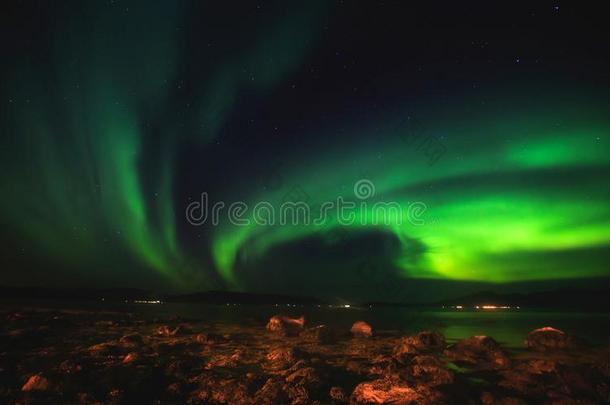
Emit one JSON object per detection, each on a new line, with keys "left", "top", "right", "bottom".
{"left": 1, "top": 1, "right": 610, "bottom": 301}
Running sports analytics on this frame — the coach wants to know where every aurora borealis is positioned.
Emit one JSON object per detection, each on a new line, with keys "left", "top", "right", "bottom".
{"left": 1, "top": 1, "right": 610, "bottom": 301}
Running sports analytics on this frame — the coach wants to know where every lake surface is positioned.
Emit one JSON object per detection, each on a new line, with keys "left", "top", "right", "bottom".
{"left": 10, "top": 300, "right": 610, "bottom": 349}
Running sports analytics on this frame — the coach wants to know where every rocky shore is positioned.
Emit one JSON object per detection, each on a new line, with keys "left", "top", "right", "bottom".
{"left": 1, "top": 308, "right": 610, "bottom": 404}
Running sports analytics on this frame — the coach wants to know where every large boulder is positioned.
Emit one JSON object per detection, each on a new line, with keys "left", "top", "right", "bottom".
{"left": 525, "top": 327, "right": 577, "bottom": 351}
{"left": 351, "top": 379, "right": 420, "bottom": 404}
{"left": 266, "top": 315, "right": 305, "bottom": 337}
{"left": 445, "top": 335, "right": 510, "bottom": 369}
{"left": 350, "top": 378, "right": 443, "bottom": 404}
{"left": 351, "top": 321, "right": 373, "bottom": 338}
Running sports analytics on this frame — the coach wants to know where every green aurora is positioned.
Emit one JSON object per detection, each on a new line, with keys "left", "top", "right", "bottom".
{"left": 1, "top": 1, "right": 610, "bottom": 297}
{"left": 210, "top": 94, "right": 610, "bottom": 286}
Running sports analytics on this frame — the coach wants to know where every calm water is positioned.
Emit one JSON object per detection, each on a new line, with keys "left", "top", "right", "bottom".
{"left": 6, "top": 300, "right": 610, "bottom": 349}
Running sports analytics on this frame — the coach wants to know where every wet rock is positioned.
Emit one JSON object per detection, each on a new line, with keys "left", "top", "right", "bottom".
{"left": 22, "top": 374, "right": 49, "bottom": 391}
{"left": 394, "top": 331, "right": 446, "bottom": 361}
{"left": 445, "top": 335, "right": 510, "bottom": 369}
{"left": 267, "top": 315, "right": 305, "bottom": 337}
{"left": 525, "top": 327, "right": 578, "bottom": 351}
{"left": 351, "top": 321, "right": 373, "bottom": 338}
{"left": 330, "top": 386, "right": 348, "bottom": 403}
{"left": 264, "top": 347, "right": 299, "bottom": 371}
{"left": 350, "top": 378, "right": 423, "bottom": 404}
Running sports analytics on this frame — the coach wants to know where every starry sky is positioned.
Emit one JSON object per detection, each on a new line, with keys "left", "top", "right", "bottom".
{"left": 1, "top": 1, "right": 609, "bottom": 301}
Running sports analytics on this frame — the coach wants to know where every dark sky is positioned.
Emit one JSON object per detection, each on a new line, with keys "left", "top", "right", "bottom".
{"left": 1, "top": 1, "right": 610, "bottom": 301}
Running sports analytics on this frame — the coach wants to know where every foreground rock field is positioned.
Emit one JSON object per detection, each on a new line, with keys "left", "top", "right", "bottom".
{"left": 1, "top": 308, "right": 610, "bottom": 404}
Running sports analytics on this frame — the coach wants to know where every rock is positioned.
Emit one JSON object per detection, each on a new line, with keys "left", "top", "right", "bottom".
{"left": 445, "top": 335, "right": 510, "bottom": 369}
{"left": 22, "top": 374, "right": 50, "bottom": 391}
{"left": 524, "top": 358, "right": 560, "bottom": 374}
{"left": 155, "top": 325, "right": 172, "bottom": 337}
{"left": 351, "top": 321, "right": 373, "bottom": 338}
{"left": 166, "top": 382, "right": 183, "bottom": 396}
{"left": 285, "top": 366, "right": 320, "bottom": 388}
{"left": 350, "top": 379, "right": 423, "bottom": 404}
{"left": 408, "top": 355, "right": 454, "bottom": 386}
{"left": 7, "top": 312, "right": 26, "bottom": 322}
{"left": 58, "top": 359, "right": 83, "bottom": 374}
{"left": 302, "top": 325, "right": 335, "bottom": 344}
{"left": 284, "top": 383, "right": 311, "bottom": 405}
{"left": 264, "top": 347, "right": 299, "bottom": 371}
{"left": 330, "top": 386, "right": 348, "bottom": 403}
{"left": 369, "top": 355, "right": 398, "bottom": 376}
{"left": 155, "top": 324, "right": 189, "bottom": 337}
{"left": 525, "top": 327, "right": 577, "bottom": 351}
{"left": 119, "top": 332, "right": 144, "bottom": 347}
{"left": 166, "top": 360, "right": 190, "bottom": 376}
{"left": 499, "top": 359, "right": 610, "bottom": 402}
{"left": 88, "top": 341, "right": 121, "bottom": 356}
{"left": 393, "top": 331, "right": 446, "bottom": 362}
{"left": 205, "top": 350, "right": 242, "bottom": 369}
{"left": 195, "top": 332, "right": 227, "bottom": 344}
{"left": 267, "top": 315, "right": 305, "bottom": 337}
{"left": 481, "top": 392, "right": 527, "bottom": 405}
{"left": 283, "top": 366, "right": 324, "bottom": 403}
{"left": 254, "top": 378, "right": 286, "bottom": 404}
{"left": 209, "top": 378, "right": 250, "bottom": 404}
{"left": 122, "top": 352, "right": 139, "bottom": 364}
